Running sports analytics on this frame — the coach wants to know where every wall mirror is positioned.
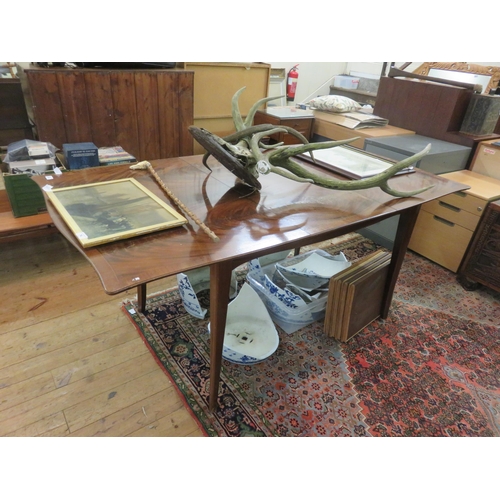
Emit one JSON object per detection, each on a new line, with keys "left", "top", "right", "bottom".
{"left": 414, "top": 62, "right": 500, "bottom": 94}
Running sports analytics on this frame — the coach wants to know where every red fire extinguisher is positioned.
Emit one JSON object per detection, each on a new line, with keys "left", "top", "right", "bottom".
{"left": 286, "top": 64, "right": 299, "bottom": 103}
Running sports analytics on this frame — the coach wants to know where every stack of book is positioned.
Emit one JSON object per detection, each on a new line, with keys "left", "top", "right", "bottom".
{"left": 98, "top": 146, "right": 136, "bottom": 166}
{"left": 324, "top": 249, "right": 391, "bottom": 342}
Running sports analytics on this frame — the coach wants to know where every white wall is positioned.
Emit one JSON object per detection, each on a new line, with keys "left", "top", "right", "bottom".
{"left": 269, "top": 62, "right": 500, "bottom": 105}
{"left": 268, "top": 62, "right": 348, "bottom": 104}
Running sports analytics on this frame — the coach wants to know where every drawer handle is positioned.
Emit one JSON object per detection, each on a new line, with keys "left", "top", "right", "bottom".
{"left": 438, "top": 201, "right": 461, "bottom": 212}
{"left": 433, "top": 215, "right": 455, "bottom": 227}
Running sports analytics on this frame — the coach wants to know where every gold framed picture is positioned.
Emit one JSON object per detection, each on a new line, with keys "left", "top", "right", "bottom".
{"left": 46, "top": 178, "right": 187, "bottom": 248}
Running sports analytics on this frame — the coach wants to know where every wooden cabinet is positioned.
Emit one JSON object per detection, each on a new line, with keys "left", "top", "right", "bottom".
{"left": 0, "top": 79, "right": 33, "bottom": 145}
{"left": 458, "top": 199, "right": 500, "bottom": 292}
{"left": 182, "top": 62, "right": 271, "bottom": 154}
{"left": 23, "top": 65, "right": 194, "bottom": 161}
{"left": 253, "top": 108, "right": 314, "bottom": 144}
{"left": 408, "top": 171, "right": 500, "bottom": 272}
{"left": 373, "top": 76, "right": 500, "bottom": 150}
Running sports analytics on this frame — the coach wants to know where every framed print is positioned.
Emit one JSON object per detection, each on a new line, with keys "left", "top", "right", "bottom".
{"left": 46, "top": 178, "right": 187, "bottom": 247}
{"left": 299, "top": 145, "right": 414, "bottom": 180}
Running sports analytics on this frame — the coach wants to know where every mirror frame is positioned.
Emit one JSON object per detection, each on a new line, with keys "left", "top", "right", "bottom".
{"left": 414, "top": 62, "right": 500, "bottom": 94}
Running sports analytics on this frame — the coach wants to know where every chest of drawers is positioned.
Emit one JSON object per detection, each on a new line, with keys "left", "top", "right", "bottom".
{"left": 254, "top": 107, "right": 314, "bottom": 145}
{"left": 408, "top": 171, "right": 500, "bottom": 272}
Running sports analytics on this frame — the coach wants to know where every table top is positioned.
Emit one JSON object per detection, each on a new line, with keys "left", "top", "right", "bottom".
{"left": 258, "top": 107, "right": 315, "bottom": 119}
{"left": 33, "top": 154, "right": 469, "bottom": 294}
{"left": 441, "top": 170, "right": 500, "bottom": 201}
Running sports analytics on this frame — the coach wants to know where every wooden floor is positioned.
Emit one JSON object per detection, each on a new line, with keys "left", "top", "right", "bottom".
{"left": 0, "top": 230, "right": 204, "bottom": 437}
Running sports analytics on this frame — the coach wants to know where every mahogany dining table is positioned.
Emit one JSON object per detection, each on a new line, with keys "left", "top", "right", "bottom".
{"left": 33, "top": 154, "right": 468, "bottom": 411}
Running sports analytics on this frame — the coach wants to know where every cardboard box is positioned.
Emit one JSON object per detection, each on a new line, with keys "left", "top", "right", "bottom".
{"left": 469, "top": 139, "right": 500, "bottom": 180}
{"left": 63, "top": 142, "right": 99, "bottom": 170}
{"left": 333, "top": 75, "right": 360, "bottom": 90}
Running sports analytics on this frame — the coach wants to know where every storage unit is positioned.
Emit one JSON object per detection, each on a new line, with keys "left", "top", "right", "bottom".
{"left": 458, "top": 199, "right": 500, "bottom": 292}
{"left": 360, "top": 135, "right": 472, "bottom": 248}
{"left": 408, "top": 171, "right": 500, "bottom": 272}
{"left": 253, "top": 107, "right": 314, "bottom": 145}
{"left": 182, "top": 62, "right": 271, "bottom": 154}
{"left": 3, "top": 172, "right": 49, "bottom": 217}
{"left": 469, "top": 139, "right": 500, "bottom": 180}
{"left": 22, "top": 65, "right": 194, "bottom": 161}
{"left": 364, "top": 135, "right": 472, "bottom": 175}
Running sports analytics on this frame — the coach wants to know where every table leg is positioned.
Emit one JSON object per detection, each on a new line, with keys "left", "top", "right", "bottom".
{"left": 208, "top": 260, "right": 234, "bottom": 411}
{"left": 381, "top": 205, "right": 421, "bottom": 318}
{"left": 137, "top": 284, "right": 147, "bottom": 313}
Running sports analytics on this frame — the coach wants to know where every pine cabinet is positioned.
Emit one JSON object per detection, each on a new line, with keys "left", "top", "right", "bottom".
{"left": 23, "top": 65, "right": 194, "bottom": 161}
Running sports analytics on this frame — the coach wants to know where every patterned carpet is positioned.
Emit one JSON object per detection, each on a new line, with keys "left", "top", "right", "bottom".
{"left": 122, "top": 233, "right": 500, "bottom": 436}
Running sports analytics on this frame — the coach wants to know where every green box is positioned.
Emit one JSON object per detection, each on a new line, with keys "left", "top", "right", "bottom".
{"left": 3, "top": 172, "right": 48, "bottom": 217}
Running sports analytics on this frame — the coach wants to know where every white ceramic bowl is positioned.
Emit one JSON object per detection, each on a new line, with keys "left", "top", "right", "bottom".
{"left": 208, "top": 283, "right": 279, "bottom": 365}
{"left": 177, "top": 266, "right": 237, "bottom": 319}
{"left": 275, "top": 250, "right": 350, "bottom": 291}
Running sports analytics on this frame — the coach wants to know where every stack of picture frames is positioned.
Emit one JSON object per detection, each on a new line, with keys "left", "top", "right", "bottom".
{"left": 324, "top": 249, "right": 392, "bottom": 342}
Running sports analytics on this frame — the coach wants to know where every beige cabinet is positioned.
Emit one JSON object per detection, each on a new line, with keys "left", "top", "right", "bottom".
{"left": 408, "top": 170, "right": 500, "bottom": 272}
{"left": 469, "top": 139, "right": 500, "bottom": 180}
{"left": 182, "top": 62, "right": 271, "bottom": 154}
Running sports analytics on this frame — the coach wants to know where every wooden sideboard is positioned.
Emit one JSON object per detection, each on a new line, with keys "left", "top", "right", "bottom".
{"left": 21, "top": 65, "right": 194, "bottom": 161}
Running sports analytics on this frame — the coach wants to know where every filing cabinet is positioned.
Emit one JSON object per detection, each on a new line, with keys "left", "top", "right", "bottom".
{"left": 408, "top": 171, "right": 500, "bottom": 272}
{"left": 364, "top": 135, "right": 472, "bottom": 175}
{"left": 359, "top": 135, "right": 471, "bottom": 249}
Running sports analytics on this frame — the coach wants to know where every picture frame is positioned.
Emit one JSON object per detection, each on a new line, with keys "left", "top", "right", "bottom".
{"left": 413, "top": 62, "right": 500, "bottom": 95}
{"left": 46, "top": 178, "right": 187, "bottom": 248}
{"left": 299, "top": 145, "right": 413, "bottom": 180}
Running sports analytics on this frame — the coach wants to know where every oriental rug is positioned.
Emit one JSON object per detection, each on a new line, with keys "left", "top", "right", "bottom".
{"left": 122, "top": 233, "right": 500, "bottom": 437}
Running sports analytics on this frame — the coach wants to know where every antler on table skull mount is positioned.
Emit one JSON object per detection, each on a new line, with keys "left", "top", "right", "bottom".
{"left": 188, "top": 87, "right": 434, "bottom": 198}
